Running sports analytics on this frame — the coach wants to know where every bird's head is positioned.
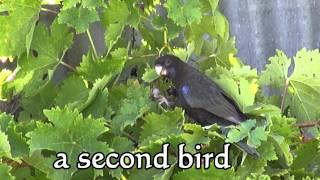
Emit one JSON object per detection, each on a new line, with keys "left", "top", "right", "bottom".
{"left": 154, "top": 55, "right": 184, "bottom": 80}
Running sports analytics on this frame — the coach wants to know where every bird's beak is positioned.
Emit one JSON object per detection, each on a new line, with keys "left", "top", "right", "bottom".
{"left": 155, "top": 64, "right": 167, "bottom": 76}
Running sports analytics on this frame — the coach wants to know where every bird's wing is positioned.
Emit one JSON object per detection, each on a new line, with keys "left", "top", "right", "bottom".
{"left": 181, "top": 72, "right": 244, "bottom": 125}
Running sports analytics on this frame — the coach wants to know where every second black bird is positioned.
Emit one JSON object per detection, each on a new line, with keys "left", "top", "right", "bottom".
{"left": 155, "top": 54, "right": 246, "bottom": 126}
{"left": 154, "top": 55, "right": 260, "bottom": 157}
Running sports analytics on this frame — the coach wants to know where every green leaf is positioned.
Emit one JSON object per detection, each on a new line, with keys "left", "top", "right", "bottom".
{"left": 292, "top": 140, "right": 320, "bottom": 175}
{"left": 236, "top": 157, "right": 267, "bottom": 178}
{"left": 261, "top": 49, "right": 320, "bottom": 123}
{"left": 0, "top": 0, "right": 41, "bottom": 56}
{"left": 0, "top": 164, "right": 14, "bottom": 180}
{"left": 77, "top": 52, "right": 126, "bottom": 82}
{"left": 105, "top": 23, "right": 125, "bottom": 53}
{"left": 82, "top": 0, "right": 105, "bottom": 9}
{"left": 0, "top": 131, "right": 11, "bottom": 158}
{"left": 83, "top": 89, "right": 110, "bottom": 118}
{"left": 3, "top": 20, "right": 73, "bottom": 97}
{"left": 213, "top": 11, "right": 227, "bottom": 38}
{"left": 27, "top": 107, "right": 111, "bottom": 179}
{"left": 140, "top": 108, "right": 184, "bottom": 143}
{"left": 111, "top": 81, "right": 152, "bottom": 134}
{"left": 208, "top": 0, "right": 219, "bottom": 13}
{"left": 258, "top": 140, "right": 278, "bottom": 161}
{"left": 152, "top": 16, "right": 180, "bottom": 40}
{"left": 142, "top": 67, "right": 159, "bottom": 83}
{"left": 247, "top": 126, "right": 268, "bottom": 148}
{"left": 270, "top": 134, "right": 293, "bottom": 166}
{"left": 58, "top": 7, "right": 99, "bottom": 33}
{"left": 103, "top": 0, "right": 129, "bottom": 25}
{"left": 260, "top": 50, "right": 290, "bottom": 88}
{"left": 55, "top": 75, "right": 90, "bottom": 108}
{"left": 226, "top": 120, "right": 256, "bottom": 143}
{"left": 206, "top": 67, "right": 258, "bottom": 111}
{"left": 0, "top": 113, "right": 29, "bottom": 158}
{"left": 181, "top": 124, "right": 210, "bottom": 152}
{"left": 102, "top": 0, "right": 129, "bottom": 52}
{"left": 109, "top": 136, "right": 135, "bottom": 178}
{"left": 270, "top": 115, "right": 299, "bottom": 144}
{"left": 166, "top": 0, "right": 202, "bottom": 27}
{"left": 287, "top": 49, "right": 320, "bottom": 122}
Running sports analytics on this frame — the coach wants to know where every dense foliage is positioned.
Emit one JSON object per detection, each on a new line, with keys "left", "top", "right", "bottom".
{"left": 0, "top": 0, "right": 320, "bottom": 179}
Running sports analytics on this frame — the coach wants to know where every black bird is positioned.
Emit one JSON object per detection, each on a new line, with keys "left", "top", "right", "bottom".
{"left": 154, "top": 54, "right": 260, "bottom": 157}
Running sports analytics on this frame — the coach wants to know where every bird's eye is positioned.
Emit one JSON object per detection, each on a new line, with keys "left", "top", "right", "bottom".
{"left": 164, "top": 60, "right": 171, "bottom": 66}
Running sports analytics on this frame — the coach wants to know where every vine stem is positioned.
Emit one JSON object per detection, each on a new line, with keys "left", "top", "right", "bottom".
{"left": 60, "top": 61, "right": 76, "bottom": 72}
{"left": 296, "top": 121, "right": 320, "bottom": 128}
{"left": 86, "top": 29, "right": 98, "bottom": 59}
{"left": 280, "top": 79, "right": 290, "bottom": 113}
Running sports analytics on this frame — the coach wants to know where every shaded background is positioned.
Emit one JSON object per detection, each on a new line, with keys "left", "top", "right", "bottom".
{"left": 221, "top": 0, "right": 320, "bottom": 71}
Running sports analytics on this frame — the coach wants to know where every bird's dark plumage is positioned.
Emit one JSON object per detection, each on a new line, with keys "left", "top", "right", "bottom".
{"left": 155, "top": 55, "right": 260, "bottom": 157}
{"left": 155, "top": 55, "right": 246, "bottom": 126}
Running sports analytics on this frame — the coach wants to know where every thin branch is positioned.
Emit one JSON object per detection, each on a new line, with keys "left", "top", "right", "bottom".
{"left": 296, "top": 121, "right": 320, "bottom": 128}
{"left": 57, "top": 50, "right": 76, "bottom": 72}
{"left": 86, "top": 29, "right": 98, "bottom": 59}
{"left": 280, "top": 79, "right": 290, "bottom": 113}
{"left": 127, "top": 53, "right": 158, "bottom": 60}
{"left": 60, "top": 61, "right": 76, "bottom": 72}
{"left": 41, "top": 8, "right": 59, "bottom": 14}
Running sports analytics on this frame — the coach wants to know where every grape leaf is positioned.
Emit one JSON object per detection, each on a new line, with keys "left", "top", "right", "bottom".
{"left": 227, "top": 120, "right": 256, "bottom": 143}
{"left": 247, "top": 126, "right": 268, "bottom": 148}
{"left": 140, "top": 108, "right": 184, "bottom": 143}
{"left": 82, "top": 89, "right": 109, "bottom": 119}
{"left": 0, "top": 0, "right": 41, "bottom": 56}
{"left": 0, "top": 131, "right": 11, "bottom": 158}
{"left": 0, "top": 113, "right": 29, "bottom": 158}
{"left": 258, "top": 140, "right": 278, "bottom": 161}
{"left": 63, "top": 0, "right": 104, "bottom": 9}
{"left": 261, "top": 49, "right": 320, "bottom": 123}
{"left": 58, "top": 7, "right": 99, "bottom": 33}
{"left": 213, "top": 11, "right": 228, "bottom": 38}
{"left": 287, "top": 49, "right": 320, "bottom": 121}
{"left": 82, "top": 0, "right": 105, "bottom": 9}
{"left": 109, "top": 136, "right": 135, "bottom": 178}
{"left": 292, "top": 140, "right": 320, "bottom": 175}
{"left": 56, "top": 75, "right": 111, "bottom": 113}
{"left": 185, "top": 16, "right": 215, "bottom": 55}
{"left": 181, "top": 124, "right": 210, "bottom": 152}
{"left": 111, "top": 81, "right": 152, "bottom": 134}
{"left": 27, "top": 107, "right": 111, "bottom": 179}
{"left": 55, "top": 75, "right": 89, "bottom": 108}
{"left": 236, "top": 157, "right": 267, "bottom": 178}
{"left": 0, "top": 164, "right": 14, "bottom": 180}
{"left": 207, "top": 69, "right": 257, "bottom": 111}
{"left": 62, "top": 0, "right": 81, "bottom": 9}
{"left": 270, "top": 134, "right": 293, "bottom": 166}
{"left": 260, "top": 50, "right": 290, "bottom": 88}
{"left": 152, "top": 15, "right": 180, "bottom": 40}
{"left": 3, "top": 20, "right": 73, "bottom": 97}
{"left": 270, "top": 115, "right": 299, "bottom": 144}
{"left": 142, "top": 67, "right": 159, "bottom": 83}
{"left": 77, "top": 52, "right": 126, "bottom": 82}
{"left": 166, "top": 0, "right": 202, "bottom": 27}
{"left": 102, "top": 0, "right": 130, "bottom": 53}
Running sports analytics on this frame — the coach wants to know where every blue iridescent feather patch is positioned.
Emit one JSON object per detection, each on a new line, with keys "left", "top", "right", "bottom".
{"left": 182, "top": 85, "right": 190, "bottom": 95}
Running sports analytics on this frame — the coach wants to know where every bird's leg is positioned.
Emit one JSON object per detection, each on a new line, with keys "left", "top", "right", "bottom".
{"left": 151, "top": 87, "right": 174, "bottom": 108}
